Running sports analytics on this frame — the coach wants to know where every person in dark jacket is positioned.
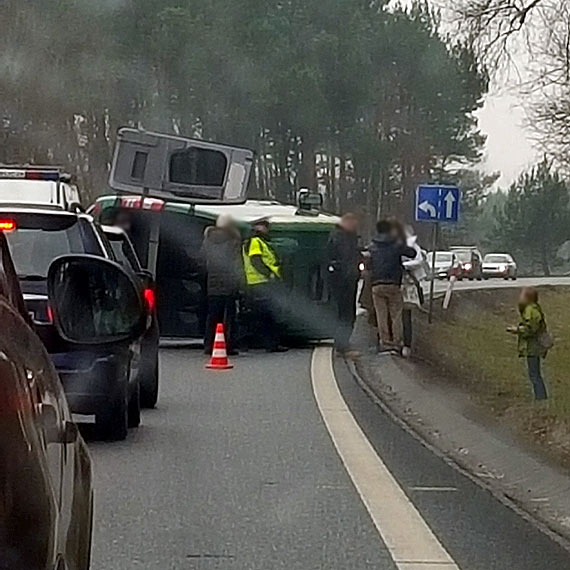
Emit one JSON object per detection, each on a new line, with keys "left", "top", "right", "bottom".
{"left": 368, "top": 219, "right": 416, "bottom": 352}
{"left": 326, "top": 213, "right": 361, "bottom": 354}
{"left": 202, "top": 214, "right": 243, "bottom": 355}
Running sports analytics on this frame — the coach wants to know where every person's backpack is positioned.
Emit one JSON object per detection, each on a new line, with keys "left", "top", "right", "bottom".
{"left": 538, "top": 311, "right": 554, "bottom": 352}
{"left": 538, "top": 328, "right": 554, "bottom": 351}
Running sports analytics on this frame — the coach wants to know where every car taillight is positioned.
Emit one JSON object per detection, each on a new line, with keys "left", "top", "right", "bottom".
{"left": 143, "top": 288, "right": 156, "bottom": 312}
{"left": 46, "top": 305, "right": 54, "bottom": 324}
{"left": 0, "top": 219, "right": 16, "bottom": 232}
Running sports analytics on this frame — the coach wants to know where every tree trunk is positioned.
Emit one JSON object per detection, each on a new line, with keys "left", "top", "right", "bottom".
{"left": 298, "top": 134, "right": 316, "bottom": 190}
{"left": 540, "top": 244, "right": 551, "bottom": 276}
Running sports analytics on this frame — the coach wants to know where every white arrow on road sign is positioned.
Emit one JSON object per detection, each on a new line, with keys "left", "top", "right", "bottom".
{"left": 444, "top": 191, "right": 456, "bottom": 218}
{"left": 419, "top": 200, "right": 437, "bottom": 218}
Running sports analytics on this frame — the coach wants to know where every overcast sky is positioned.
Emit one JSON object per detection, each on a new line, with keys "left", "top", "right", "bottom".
{"left": 414, "top": 0, "right": 539, "bottom": 188}
{"left": 476, "top": 91, "right": 538, "bottom": 188}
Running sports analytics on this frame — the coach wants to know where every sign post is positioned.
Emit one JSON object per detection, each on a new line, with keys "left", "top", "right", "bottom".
{"left": 415, "top": 184, "right": 461, "bottom": 323}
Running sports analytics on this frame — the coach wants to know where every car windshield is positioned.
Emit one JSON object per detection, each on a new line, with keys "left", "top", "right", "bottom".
{"left": 6, "top": 2, "right": 570, "bottom": 569}
{"left": 484, "top": 254, "right": 509, "bottom": 263}
{"left": 485, "top": 254, "right": 509, "bottom": 263}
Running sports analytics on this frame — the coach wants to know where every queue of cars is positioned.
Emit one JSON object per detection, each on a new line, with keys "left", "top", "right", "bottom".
{"left": 428, "top": 246, "right": 517, "bottom": 280}
{"left": 0, "top": 166, "right": 163, "bottom": 569}
{"left": 0, "top": 167, "right": 160, "bottom": 442}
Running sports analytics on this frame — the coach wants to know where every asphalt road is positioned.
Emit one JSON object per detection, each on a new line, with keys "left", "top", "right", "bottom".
{"left": 88, "top": 348, "right": 570, "bottom": 569}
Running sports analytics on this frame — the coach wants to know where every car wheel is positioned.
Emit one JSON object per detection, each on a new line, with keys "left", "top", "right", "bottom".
{"left": 128, "top": 383, "right": 141, "bottom": 428}
{"left": 140, "top": 359, "right": 159, "bottom": 409}
{"left": 97, "top": 382, "right": 128, "bottom": 441}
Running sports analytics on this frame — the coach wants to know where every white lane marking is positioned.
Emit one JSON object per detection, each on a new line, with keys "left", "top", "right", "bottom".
{"left": 311, "top": 347, "right": 460, "bottom": 570}
{"left": 410, "top": 487, "right": 458, "bottom": 493}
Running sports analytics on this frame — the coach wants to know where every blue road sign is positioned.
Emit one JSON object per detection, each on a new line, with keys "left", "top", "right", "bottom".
{"left": 415, "top": 185, "right": 461, "bottom": 223}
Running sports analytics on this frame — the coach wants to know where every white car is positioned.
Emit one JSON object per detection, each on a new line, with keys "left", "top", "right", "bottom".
{"left": 482, "top": 253, "right": 517, "bottom": 280}
{"left": 0, "top": 167, "right": 81, "bottom": 212}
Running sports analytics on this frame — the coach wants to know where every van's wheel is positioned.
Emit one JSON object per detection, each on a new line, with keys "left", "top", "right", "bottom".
{"left": 128, "top": 383, "right": 141, "bottom": 428}
{"left": 97, "top": 382, "right": 128, "bottom": 441}
{"left": 140, "top": 359, "right": 159, "bottom": 409}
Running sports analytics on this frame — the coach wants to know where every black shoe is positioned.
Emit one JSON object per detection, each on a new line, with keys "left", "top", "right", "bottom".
{"left": 267, "top": 345, "right": 289, "bottom": 353}
{"left": 227, "top": 349, "right": 239, "bottom": 356}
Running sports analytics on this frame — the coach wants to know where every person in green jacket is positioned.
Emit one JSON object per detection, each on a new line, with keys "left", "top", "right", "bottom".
{"left": 507, "top": 287, "right": 548, "bottom": 401}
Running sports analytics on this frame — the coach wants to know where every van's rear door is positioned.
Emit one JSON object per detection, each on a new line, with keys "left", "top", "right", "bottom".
{"left": 109, "top": 128, "right": 253, "bottom": 204}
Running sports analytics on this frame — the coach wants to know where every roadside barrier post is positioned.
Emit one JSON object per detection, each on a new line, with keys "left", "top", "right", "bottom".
{"left": 443, "top": 274, "right": 456, "bottom": 310}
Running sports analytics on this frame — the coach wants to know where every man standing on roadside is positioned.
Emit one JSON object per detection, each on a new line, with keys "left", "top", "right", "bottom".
{"left": 369, "top": 219, "right": 416, "bottom": 353}
{"left": 201, "top": 214, "right": 243, "bottom": 355}
{"left": 243, "top": 219, "right": 288, "bottom": 352}
{"left": 326, "top": 213, "right": 361, "bottom": 355}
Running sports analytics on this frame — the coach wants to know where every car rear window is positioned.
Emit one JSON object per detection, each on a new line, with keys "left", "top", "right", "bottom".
{"left": 5, "top": 215, "right": 104, "bottom": 278}
{"left": 0, "top": 180, "right": 57, "bottom": 206}
{"left": 454, "top": 251, "right": 472, "bottom": 262}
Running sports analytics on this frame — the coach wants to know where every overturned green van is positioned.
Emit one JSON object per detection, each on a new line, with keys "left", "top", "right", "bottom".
{"left": 91, "top": 196, "right": 340, "bottom": 342}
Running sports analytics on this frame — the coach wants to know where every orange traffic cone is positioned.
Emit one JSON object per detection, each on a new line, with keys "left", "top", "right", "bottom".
{"left": 206, "top": 323, "right": 234, "bottom": 370}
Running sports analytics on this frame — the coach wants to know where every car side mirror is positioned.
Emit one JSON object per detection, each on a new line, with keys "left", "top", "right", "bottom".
{"left": 47, "top": 255, "right": 146, "bottom": 345}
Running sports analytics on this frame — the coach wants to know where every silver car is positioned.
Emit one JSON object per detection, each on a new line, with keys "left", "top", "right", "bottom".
{"left": 482, "top": 253, "right": 517, "bottom": 280}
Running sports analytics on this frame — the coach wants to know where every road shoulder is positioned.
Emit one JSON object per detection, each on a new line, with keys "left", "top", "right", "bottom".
{"left": 352, "top": 338, "right": 570, "bottom": 545}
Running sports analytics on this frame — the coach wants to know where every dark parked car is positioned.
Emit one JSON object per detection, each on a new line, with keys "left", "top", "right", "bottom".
{"left": 0, "top": 231, "right": 98, "bottom": 570}
{"left": 102, "top": 225, "right": 160, "bottom": 408}
{"left": 1, "top": 207, "right": 143, "bottom": 440}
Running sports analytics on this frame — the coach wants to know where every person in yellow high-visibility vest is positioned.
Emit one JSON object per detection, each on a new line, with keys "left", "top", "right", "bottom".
{"left": 243, "top": 219, "right": 288, "bottom": 352}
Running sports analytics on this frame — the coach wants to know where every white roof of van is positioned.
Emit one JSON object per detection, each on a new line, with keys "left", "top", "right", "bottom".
{"left": 193, "top": 200, "right": 339, "bottom": 226}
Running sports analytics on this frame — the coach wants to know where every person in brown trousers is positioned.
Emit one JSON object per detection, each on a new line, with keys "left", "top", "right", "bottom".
{"left": 368, "top": 219, "right": 415, "bottom": 353}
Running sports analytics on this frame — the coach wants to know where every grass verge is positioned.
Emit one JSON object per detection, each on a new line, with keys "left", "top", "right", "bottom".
{"left": 413, "top": 286, "right": 570, "bottom": 469}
